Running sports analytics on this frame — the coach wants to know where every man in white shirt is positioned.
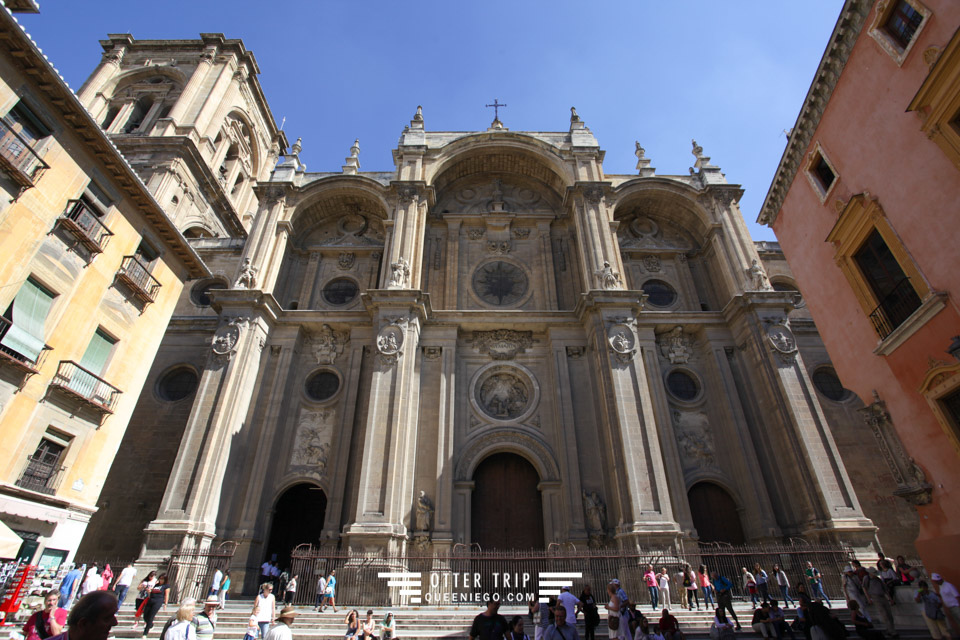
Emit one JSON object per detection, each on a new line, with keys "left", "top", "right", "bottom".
{"left": 264, "top": 606, "right": 297, "bottom": 640}
{"left": 112, "top": 564, "right": 138, "bottom": 607}
{"left": 932, "top": 573, "right": 960, "bottom": 632}
{"left": 209, "top": 569, "right": 223, "bottom": 597}
{"left": 557, "top": 586, "right": 580, "bottom": 626}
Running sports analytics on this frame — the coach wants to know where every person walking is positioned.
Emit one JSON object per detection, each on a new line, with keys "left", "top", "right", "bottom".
{"left": 112, "top": 564, "right": 137, "bottom": 608}
{"left": 753, "top": 564, "right": 770, "bottom": 604}
{"left": 161, "top": 600, "right": 197, "bottom": 640}
{"left": 697, "top": 566, "right": 714, "bottom": 610}
{"left": 546, "top": 606, "right": 580, "bottom": 640}
{"left": 191, "top": 597, "right": 218, "bottom": 640}
{"left": 253, "top": 583, "right": 276, "bottom": 639}
{"left": 58, "top": 566, "right": 83, "bottom": 609}
{"left": 579, "top": 585, "right": 600, "bottom": 640}
{"left": 741, "top": 567, "right": 758, "bottom": 606}
{"left": 843, "top": 566, "right": 871, "bottom": 622}
{"left": 657, "top": 569, "right": 671, "bottom": 609}
{"left": 863, "top": 569, "right": 897, "bottom": 638}
{"left": 320, "top": 570, "right": 338, "bottom": 613}
{"left": 847, "top": 600, "right": 883, "bottom": 640}
{"left": 264, "top": 606, "right": 297, "bottom": 640}
{"left": 605, "top": 583, "right": 623, "bottom": 640}
{"left": 710, "top": 572, "right": 741, "bottom": 631}
{"left": 558, "top": 586, "right": 580, "bottom": 627}
{"left": 208, "top": 568, "right": 223, "bottom": 599}
{"left": 916, "top": 580, "right": 950, "bottom": 639}
{"left": 99, "top": 566, "right": 113, "bottom": 592}
{"left": 804, "top": 562, "right": 830, "bottom": 607}
{"left": 682, "top": 566, "right": 699, "bottom": 611}
{"left": 284, "top": 575, "right": 297, "bottom": 606}
{"left": 140, "top": 573, "right": 169, "bottom": 637}
{"left": 132, "top": 572, "right": 157, "bottom": 630}
{"left": 931, "top": 572, "right": 960, "bottom": 634}
{"left": 771, "top": 564, "right": 794, "bottom": 607}
{"left": 315, "top": 574, "right": 327, "bottom": 611}
{"left": 81, "top": 566, "right": 101, "bottom": 598}
{"left": 468, "top": 598, "right": 508, "bottom": 640}
{"left": 643, "top": 566, "right": 658, "bottom": 611}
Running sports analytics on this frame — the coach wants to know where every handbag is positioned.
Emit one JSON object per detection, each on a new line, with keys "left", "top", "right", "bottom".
{"left": 607, "top": 614, "right": 619, "bottom": 631}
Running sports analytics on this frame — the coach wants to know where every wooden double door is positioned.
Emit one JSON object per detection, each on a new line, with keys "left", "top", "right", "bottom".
{"left": 471, "top": 453, "right": 544, "bottom": 549}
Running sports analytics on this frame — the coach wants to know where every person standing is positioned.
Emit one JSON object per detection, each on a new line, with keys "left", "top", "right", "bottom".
{"left": 579, "top": 586, "right": 600, "bottom": 640}
{"left": 253, "top": 583, "right": 276, "bottom": 639}
{"left": 643, "top": 566, "right": 658, "bottom": 611}
{"left": 321, "top": 570, "right": 338, "bottom": 613}
{"left": 192, "top": 597, "right": 218, "bottom": 640}
{"left": 264, "top": 606, "right": 298, "bottom": 640}
{"left": 24, "top": 590, "right": 67, "bottom": 640}
{"left": 284, "top": 575, "right": 297, "bottom": 606}
{"left": 843, "top": 566, "right": 871, "bottom": 622}
{"left": 931, "top": 572, "right": 960, "bottom": 634}
{"left": 100, "top": 566, "right": 113, "bottom": 592}
{"left": 315, "top": 574, "right": 327, "bottom": 611}
{"left": 218, "top": 571, "right": 231, "bottom": 610}
{"left": 270, "top": 563, "right": 281, "bottom": 592}
{"left": 140, "top": 573, "right": 169, "bottom": 637}
{"left": 468, "top": 598, "right": 508, "bottom": 640}
{"left": 657, "top": 569, "right": 671, "bottom": 609}
{"left": 771, "top": 564, "right": 794, "bottom": 607}
{"left": 709, "top": 572, "right": 740, "bottom": 631}
{"left": 112, "top": 564, "right": 137, "bottom": 608}
{"left": 558, "top": 586, "right": 581, "bottom": 627}
{"left": 741, "top": 567, "right": 758, "bottom": 607}
{"left": 208, "top": 568, "right": 223, "bottom": 599}
{"left": 261, "top": 561, "right": 272, "bottom": 587}
{"left": 804, "top": 562, "right": 830, "bottom": 607}
{"left": 132, "top": 572, "right": 157, "bottom": 630}
{"left": 697, "top": 566, "right": 714, "bottom": 610}
{"left": 81, "top": 566, "right": 100, "bottom": 598}
{"left": 682, "top": 566, "right": 699, "bottom": 611}
{"left": 58, "top": 566, "right": 83, "bottom": 609}
{"left": 546, "top": 605, "right": 580, "bottom": 640}
{"left": 605, "top": 584, "right": 623, "bottom": 640}
{"left": 161, "top": 600, "right": 197, "bottom": 640}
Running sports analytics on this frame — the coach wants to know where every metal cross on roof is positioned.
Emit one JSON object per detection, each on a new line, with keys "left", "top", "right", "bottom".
{"left": 485, "top": 98, "right": 507, "bottom": 120}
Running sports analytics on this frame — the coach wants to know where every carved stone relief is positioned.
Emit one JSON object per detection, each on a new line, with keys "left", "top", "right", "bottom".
{"left": 211, "top": 317, "right": 247, "bottom": 362}
{"left": 312, "top": 324, "right": 348, "bottom": 365}
{"left": 607, "top": 323, "right": 636, "bottom": 365}
{"left": 658, "top": 326, "right": 692, "bottom": 364}
{"left": 290, "top": 408, "right": 334, "bottom": 474}
{"left": 337, "top": 252, "right": 355, "bottom": 270}
{"left": 472, "top": 330, "right": 533, "bottom": 360}
{"left": 376, "top": 322, "right": 404, "bottom": 366}
{"left": 594, "top": 261, "right": 622, "bottom": 290}
{"left": 765, "top": 318, "right": 798, "bottom": 365}
{"left": 672, "top": 410, "right": 717, "bottom": 470}
{"left": 387, "top": 256, "right": 410, "bottom": 288}
{"left": 642, "top": 255, "right": 662, "bottom": 272}
{"left": 472, "top": 364, "right": 539, "bottom": 422}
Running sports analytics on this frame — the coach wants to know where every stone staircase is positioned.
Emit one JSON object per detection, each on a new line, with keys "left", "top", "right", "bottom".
{"left": 111, "top": 589, "right": 931, "bottom": 640}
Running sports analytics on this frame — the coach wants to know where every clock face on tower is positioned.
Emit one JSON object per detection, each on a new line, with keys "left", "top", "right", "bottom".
{"left": 472, "top": 261, "right": 528, "bottom": 306}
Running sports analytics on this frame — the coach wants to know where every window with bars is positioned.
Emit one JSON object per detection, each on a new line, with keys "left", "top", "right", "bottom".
{"left": 853, "top": 230, "right": 922, "bottom": 337}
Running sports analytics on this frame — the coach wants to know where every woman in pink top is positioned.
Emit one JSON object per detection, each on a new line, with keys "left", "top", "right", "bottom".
{"left": 643, "top": 564, "right": 659, "bottom": 611}
{"left": 698, "top": 565, "right": 715, "bottom": 609}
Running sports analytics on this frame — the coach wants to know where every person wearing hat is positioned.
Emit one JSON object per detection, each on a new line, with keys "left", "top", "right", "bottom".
{"left": 192, "top": 596, "right": 218, "bottom": 640}
{"left": 931, "top": 573, "right": 960, "bottom": 635}
{"left": 264, "top": 606, "right": 298, "bottom": 640}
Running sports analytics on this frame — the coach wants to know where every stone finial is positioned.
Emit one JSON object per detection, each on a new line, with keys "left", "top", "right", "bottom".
{"left": 635, "top": 141, "right": 655, "bottom": 177}
{"left": 691, "top": 139, "right": 704, "bottom": 161}
{"left": 342, "top": 138, "right": 360, "bottom": 174}
{"left": 570, "top": 106, "right": 581, "bottom": 123}
{"left": 414, "top": 105, "right": 423, "bottom": 122}
{"left": 291, "top": 137, "right": 302, "bottom": 156}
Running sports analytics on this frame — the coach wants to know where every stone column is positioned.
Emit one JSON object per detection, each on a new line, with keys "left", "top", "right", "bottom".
{"left": 581, "top": 292, "right": 681, "bottom": 548}
{"left": 570, "top": 185, "right": 627, "bottom": 293}
{"left": 191, "top": 62, "right": 236, "bottom": 143}
{"left": 443, "top": 220, "right": 461, "bottom": 309}
{"left": 163, "top": 45, "right": 218, "bottom": 132}
{"left": 454, "top": 481, "right": 474, "bottom": 545}
{"left": 77, "top": 41, "right": 128, "bottom": 114}
{"left": 235, "top": 187, "right": 287, "bottom": 291}
{"left": 139, "top": 293, "right": 274, "bottom": 564}
{"left": 430, "top": 330, "right": 458, "bottom": 552}
{"left": 342, "top": 293, "right": 428, "bottom": 554}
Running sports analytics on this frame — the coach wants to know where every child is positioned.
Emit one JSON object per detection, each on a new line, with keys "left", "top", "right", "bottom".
{"left": 244, "top": 614, "right": 259, "bottom": 640}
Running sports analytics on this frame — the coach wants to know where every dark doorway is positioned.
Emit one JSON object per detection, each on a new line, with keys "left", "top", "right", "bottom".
{"left": 471, "top": 452, "right": 544, "bottom": 549}
{"left": 688, "top": 482, "right": 746, "bottom": 544}
{"left": 265, "top": 483, "right": 326, "bottom": 569}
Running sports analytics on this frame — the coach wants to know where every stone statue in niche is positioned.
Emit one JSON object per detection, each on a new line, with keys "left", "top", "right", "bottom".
{"left": 312, "top": 324, "right": 347, "bottom": 365}
{"left": 581, "top": 490, "right": 607, "bottom": 533}
{"left": 415, "top": 490, "right": 434, "bottom": 532}
{"left": 595, "top": 261, "right": 622, "bottom": 290}
{"left": 659, "top": 326, "right": 692, "bottom": 364}
{"left": 746, "top": 259, "right": 771, "bottom": 291}
{"left": 388, "top": 256, "right": 410, "bottom": 288}
{"left": 235, "top": 258, "right": 257, "bottom": 289}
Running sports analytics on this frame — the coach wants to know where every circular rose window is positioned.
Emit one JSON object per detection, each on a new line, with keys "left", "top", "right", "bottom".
{"left": 157, "top": 367, "right": 199, "bottom": 402}
{"left": 305, "top": 370, "right": 341, "bottom": 402}
{"left": 666, "top": 370, "right": 700, "bottom": 401}
{"left": 472, "top": 261, "right": 528, "bottom": 306}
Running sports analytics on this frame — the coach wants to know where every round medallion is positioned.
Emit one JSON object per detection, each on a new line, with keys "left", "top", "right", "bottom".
{"left": 472, "top": 261, "right": 528, "bottom": 306}
{"left": 474, "top": 365, "right": 534, "bottom": 421}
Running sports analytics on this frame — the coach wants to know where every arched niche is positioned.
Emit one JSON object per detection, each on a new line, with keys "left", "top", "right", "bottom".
{"left": 264, "top": 482, "right": 327, "bottom": 569}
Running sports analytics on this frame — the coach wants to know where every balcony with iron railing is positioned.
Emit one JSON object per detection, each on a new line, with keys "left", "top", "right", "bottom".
{"left": 115, "top": 255, "right": 161, "bottom": 304}
{"left": 15, "top": 456, "right": 65, "bottom": 496}
{"left": 55, "top": 200, "right": 113, "bottom": 254}
{"left": 869, "top": 278, "right": 923, "bottom": 339}
{"left": 0, "top": 315, "right": 51, "bottom": 377}
{"left": 48, "top": 360, "right": 121, "bottom": 414}
{"left": 0, "top": 118, "right": 48, "bottom": 188}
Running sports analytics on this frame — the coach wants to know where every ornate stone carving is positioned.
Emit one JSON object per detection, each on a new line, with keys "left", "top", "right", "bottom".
{"left": 467, "top": 227, "right": 486, "bottom": 240}
{"left": 422, "top": 346, "right": 442, "bottom": 360}
{"left": 594, "top": 261, "right": 622, "bottom": 290}
{"left": 642, "top": 255, "right": 662, "bottom": 272}
{"left": 312, "top": 324, "right": 348, "bottom": 365}
{"left": 415, "top": 490, "right": 433, "bottom": 533}
{"left": 765, "top": 319, "right": 798, "bottom": 365}
{"left": 486, "top": 240, "right": 511, "bottom": 254}
{"left": 397, "top": 185, "right": 419, "bottom": 204}
{"left": 388, "top": 256, "right": 410, "bottom": 288}
{"left": 376, "top": 323, "right": 404, "bottom": 366}
{"left": 512, "top": 228, "right": 530, "bottom": 239}
{"left": 659, "top": 326, "right": 692, "bottom": 364}
{"left": 476, "top": 368, "right": 531, "bottom": 420}
{"left": 566, "top": 346, "right": 586, "bottom": 359}
{"left": 608, "top": 324, "right": 636, "bottom": 365}
{"left": 290, "top": 408, "right": 334, "bottom": 473}
{"left": 472, "top": 330, "right": 533, "bottom": 360}
{"left": 859, "top": 391, "right": 933, "bottom": 506}
{"left": 746, "top": 258, "right": 771, "bottom": 291}
{"left": 211, "top": 317, "right": 246, "bottom": 360}
{"left": 583, "top": 185, "right": 604, "bottom": 204}
{"left": 102, "top": 47, "right": 125, "bottom": 65}
{"left": 235, "top": 258, "right": 258, "bottom": 289}
{"left": 337, "top": 252, "right": 355, "bottom": 270}
{"left": 672, "top": 410, "right": 717, "bottom": 470}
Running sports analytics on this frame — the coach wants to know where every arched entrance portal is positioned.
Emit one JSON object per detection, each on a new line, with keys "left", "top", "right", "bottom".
{"left": 265, "top": 483, "right": 327, "bottom": 568}
{"left": 471, "top": 452, "right": 544, "bottom": 549}
{"left": 688, "top": 482, "right": 745, "bottom": 544}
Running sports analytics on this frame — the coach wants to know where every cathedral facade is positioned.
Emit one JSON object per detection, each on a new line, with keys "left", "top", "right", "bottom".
{"left": 74, "top": 35, "right": 920, "bottom": 589}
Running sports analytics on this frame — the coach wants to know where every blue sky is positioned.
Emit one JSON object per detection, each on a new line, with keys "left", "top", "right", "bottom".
{"left": 19, "top": 1, "right": 843, "bottom": 242}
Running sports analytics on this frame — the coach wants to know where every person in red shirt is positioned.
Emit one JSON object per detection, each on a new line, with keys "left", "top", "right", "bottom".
{"left": 24, "top": 591, "right": 67, "bottom": 640}
{"left": 656, "top": 609, "right": 684, "bottom": 640}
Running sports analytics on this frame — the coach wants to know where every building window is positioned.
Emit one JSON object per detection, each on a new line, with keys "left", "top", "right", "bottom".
{"left": 941, "top": 387, "right": 960, "bottom": 434}
{"left": 805, "top": 145, "right": 838, "bottom": 201}
{"left": 305, "top": 370, "right": 340, "bottom": 402}
{"left": 853, "top": 230, "right": 922, "bottom": 338}
{"left": 472, "top": 261, "right": 528, "bottom": 307}
{"left": 666, "top": 370, "right": 700, "bottom": 401}
{"left": 884, "top": 0, "right": 924, "bottom": 49}
{"left": 157, "top": 366, "right": 199, "bottom": 402}
{"left": 191, "top": 279, "right": 228, "bottom": 307}
{"left": 812, "top": 367, "right": 850, "bottom": 402}
{"left": 322, "top": 278, "right": 359, "bottom": 306}
{"left": 0, "top": 100, "right": 51, "bottom": 186}
{"left": 643, "top": 280, "right": 678, "bottom": 308}
{"left": 0, "top": 277, "right": 55, "bottom": 366}
{"left": 907, "top": 27, "right": 960, "bottom": 172}
{"left": 813, "top": 155, "right": 835, "bottom": 192}
{"left": 16, "top": 431, "right": 70, "bottom": 495}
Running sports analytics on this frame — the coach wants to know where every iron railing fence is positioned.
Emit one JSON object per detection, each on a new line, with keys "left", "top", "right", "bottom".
{"left": 163, "top": 541, "right": 237, "bottom": 603}
{"left": 57, "top": 200, "right": 113, "bottom": 254}
{"left": 868, "top": 278, "right": 922, "bottom": 339}
{"left": 15, "top": 455, "right": 65, "bottom": 495}
{"left": 287, "top": 541, "right": 860, "bottom": 609}
{"left": 116, "top": 255, "right": 161, "bottom": 303}
{"left": 49, "top": 360, "right": 121, "bottom": 413}
{"left": 0, "top": 118, "right": 48, "bottom": 187}
{"left": 0, "top": 315, "right": 51, "bottom": 372}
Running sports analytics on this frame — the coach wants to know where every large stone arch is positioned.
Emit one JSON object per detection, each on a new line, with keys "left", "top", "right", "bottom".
{"left": 454, "top": 427, "right": 561, "bottom": 482}
{"left": 102, "top": 65, "right": 188, "bottom": 97}
{"left": 612, "top": 179, "right": 713, "bottom": 243}
{"left": 286, "top": 177, "right": 391, "bottom": 245}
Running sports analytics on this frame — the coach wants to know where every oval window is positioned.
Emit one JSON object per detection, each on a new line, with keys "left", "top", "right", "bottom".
{"left": 666, "top": 370, "right": 699, "bottom": 401}
{"left": 158, "top": 367, "right": 199, "bottom": 402}
{"left": 813, "top": 368, "right": 849, "bottom": 402}
{"left": 644, "top": 280, "right": 678, "bottom": 307}
{"left": 323, "top": 279, "right": 359, "bottom": 306}
{"left": 305, "top": 370, "right": 340, "bottom": 402}
{"left": 192, "top": 279, "right": 228, "bottom": 307}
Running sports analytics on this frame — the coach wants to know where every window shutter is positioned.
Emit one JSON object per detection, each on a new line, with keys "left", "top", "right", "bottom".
{"left": 0, "top": 278, "right": 53, "bottom": 362}
{"left": 79, "top": 330, "right": 114, "bottom": 375}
